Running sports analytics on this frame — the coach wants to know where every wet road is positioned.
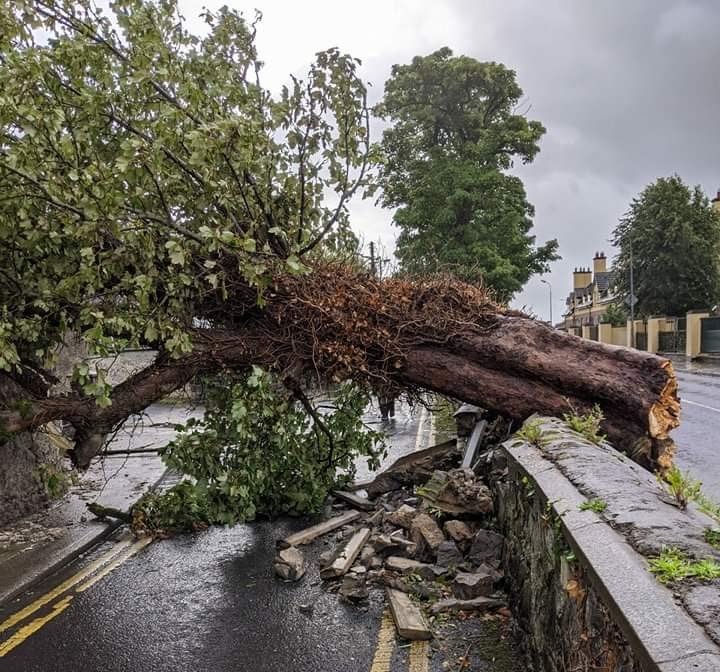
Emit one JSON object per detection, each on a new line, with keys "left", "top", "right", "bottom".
{"left": 674, "top": 371, "right": 720, "bottom": 498}
{"left": 0, "top": 403, "right": 522, "bottom": 672}
{"left": 5, "top": 373, "right": 715, "bottom": 672}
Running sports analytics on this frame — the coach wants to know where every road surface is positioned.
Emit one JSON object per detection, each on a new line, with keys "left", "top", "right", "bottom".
{"left": 0, "top": 401, "right": 522, "bottom": 672}
{"left": 674, "top": 370, "right": 720, "bottom": 498}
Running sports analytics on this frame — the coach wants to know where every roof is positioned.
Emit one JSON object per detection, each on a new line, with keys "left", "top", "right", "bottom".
{"left": 594, "top": 271, "right": 615, "bottom": 292}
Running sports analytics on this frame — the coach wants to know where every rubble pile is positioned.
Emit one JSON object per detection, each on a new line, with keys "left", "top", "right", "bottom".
{"left": 273, "top": 443, "right": 511, "bottom": 641}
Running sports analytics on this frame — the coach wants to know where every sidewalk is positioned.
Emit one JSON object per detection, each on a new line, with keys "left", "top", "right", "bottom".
{"left": 663, "top": 354, "right": 720, "bottom": 377}
{"left": 0, "top": 403, "right": 199, "bottom": 607}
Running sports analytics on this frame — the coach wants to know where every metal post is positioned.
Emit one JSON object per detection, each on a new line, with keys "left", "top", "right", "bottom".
{"left": 629, "top": 242, "right": 635, "bottom": 347}
{"left": 541, "top": 279, "right": 553, "bottom": 325}
{"left": 369, "top": 241, "right": 376, "bottom": 277}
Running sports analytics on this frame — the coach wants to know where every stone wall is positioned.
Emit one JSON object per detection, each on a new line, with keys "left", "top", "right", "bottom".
{"left": 491, "top": 454, "right": 641, "bottom": 671}
{"left": 0, "top": 375, "right": 65, "bottom": 527}
{"left": 482, "top": 416, "right": 720, "bottom": 672}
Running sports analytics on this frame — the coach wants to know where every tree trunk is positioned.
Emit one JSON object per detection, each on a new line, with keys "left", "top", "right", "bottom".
{"left": 0, "top": 269, "right": 679, "bottom": 471}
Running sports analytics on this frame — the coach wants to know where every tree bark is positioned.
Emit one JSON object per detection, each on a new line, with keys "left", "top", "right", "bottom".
{"left": 0, "top": 271, "right": 679, "bottom": 471}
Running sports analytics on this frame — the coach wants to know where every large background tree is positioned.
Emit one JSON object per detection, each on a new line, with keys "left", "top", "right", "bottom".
{"left": 612, "top": 176, "right": 720, "bottom": 317}
{"left": 0, "top": 0, "right": 679, "bottom": 504}
{"left": 376, "top": 48, "right": 559, "bottom": 301}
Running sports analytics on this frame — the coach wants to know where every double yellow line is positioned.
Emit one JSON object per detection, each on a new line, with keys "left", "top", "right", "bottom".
{"left": 0, "top": 535, "right": 152, "bottom": 657}
{"left": 369, "top": 610, "right": 429, "bottom": 672}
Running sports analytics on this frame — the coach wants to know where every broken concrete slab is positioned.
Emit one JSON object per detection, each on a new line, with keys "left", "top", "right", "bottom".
{"left": 370, "top": 532, "right": 416, "bottom": 558}
{"left": 332, "top": 490, "right": 375, "bottom": 512}
{"left": 274, "top": 546, "right": 305, "bottom": 581}
{"left": 364, "top": 439, "right": 459, "bottom": 498}
{"left": 321, "top": 527, "right": 371, "bottom": 579}
{"left": 385, "top": 556, "right": 425, "bottom": 574}
{"left": 418, "top": 468, "right": 494, "bottom": 515}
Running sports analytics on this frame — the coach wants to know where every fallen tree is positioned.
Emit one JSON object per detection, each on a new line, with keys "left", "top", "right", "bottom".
{"left": 0, "top": 266, "right": 679, "bottom": 471}
{"left": 0, "top": 1, "right": 679, "bottom": 488}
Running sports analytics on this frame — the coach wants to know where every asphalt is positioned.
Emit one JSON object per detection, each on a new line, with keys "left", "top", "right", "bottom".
{"left": 2, "top": 372, "right": 718, "bottom": 672}
{"left": 674, "top": 370, "right": 720, "bottom": 497}
{"left": 0, "top": 401, "right": 525, "bottom": 672}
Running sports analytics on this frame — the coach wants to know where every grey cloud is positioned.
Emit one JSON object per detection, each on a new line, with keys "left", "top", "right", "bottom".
{"left": 181, "top": 0, "right": 720, "bottom": 320}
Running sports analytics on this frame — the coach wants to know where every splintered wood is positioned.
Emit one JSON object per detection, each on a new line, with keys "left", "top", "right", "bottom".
{"left": 283, "top": 510, "right": 361, "bottom": 547}
{"left": 321, "top": 527, "right": 371, "bottom": 578}
{"left": 386, "top": 588, "right": 432, "bottom": 641}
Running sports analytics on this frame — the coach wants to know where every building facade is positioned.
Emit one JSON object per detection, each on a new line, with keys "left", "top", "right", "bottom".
{"left": 562, "top": 252, "right": 616, "bottom": 328}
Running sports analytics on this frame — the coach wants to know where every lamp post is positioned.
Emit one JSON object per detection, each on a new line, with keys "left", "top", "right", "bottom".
{"left": 540, "top": 278, "right": 553, "bottom": 325}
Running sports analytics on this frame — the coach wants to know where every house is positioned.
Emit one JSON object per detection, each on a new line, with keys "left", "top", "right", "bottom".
{"left": 562, "top": 252, "right": 616, "bottom": 328}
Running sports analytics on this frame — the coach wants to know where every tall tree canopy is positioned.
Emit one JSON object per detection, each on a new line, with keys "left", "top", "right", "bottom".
{"left": 376, "top": 48, "right": 559, "bottom": 301}
{"left": 612, "top": 176, "right": 720, "bottom": 317}
{"left": 0, "top": 1, "right": 679, "bottom": 490}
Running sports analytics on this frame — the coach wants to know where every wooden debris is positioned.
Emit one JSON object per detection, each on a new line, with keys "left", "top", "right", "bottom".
{"left": 386, "top": 588, "right": 432, "bottom": 640}
{"left": 283, "top": 510, "right": 361, "bottom": 547}
{"left": 364, "top": 439, "right": 459, "bottom": 498}
{"left": 320, "top": 527, "right": 371, "bottom": 579}
{"left": 461, "top": 419, "right": 487, "bottom": 469}
{"left": 332, "top": 490, "right": 375, "bottom": 511}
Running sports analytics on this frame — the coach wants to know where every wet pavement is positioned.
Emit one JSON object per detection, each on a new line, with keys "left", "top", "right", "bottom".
{"left": 0, "top": 403, "right": 199, "bottom": 605}
{"left": 0, "top": 401, "right": 524, "bottom": 672}
{"left": 674, "top": 371, "right": 720, "bottom": 498}
{"left": 4, "top": 372, "right": 717, "bottom": 672}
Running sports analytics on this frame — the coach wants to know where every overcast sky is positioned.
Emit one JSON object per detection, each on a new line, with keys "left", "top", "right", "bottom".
{"left": 181, "top": 0, "right": 720, "bottom": 321}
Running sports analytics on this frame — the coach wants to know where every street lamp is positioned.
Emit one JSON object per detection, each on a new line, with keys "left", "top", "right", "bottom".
{"left": 540, "top": 278, "right": 553, "bottom": 325}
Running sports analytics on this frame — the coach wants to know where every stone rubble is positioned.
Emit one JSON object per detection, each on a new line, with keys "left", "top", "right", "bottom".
{"left": 273, "top": 459, "right": 511, "bottom": 642}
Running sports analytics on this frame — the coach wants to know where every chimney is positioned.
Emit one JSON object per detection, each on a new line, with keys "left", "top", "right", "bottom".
{"left": 573, "top": 266, "right": 592, "bottom": 290}
{"left": 593, "top": 251, "right": 607, "bottom": 275}
{"left": 712, "top": 188, "right": 720, "bottom": 215}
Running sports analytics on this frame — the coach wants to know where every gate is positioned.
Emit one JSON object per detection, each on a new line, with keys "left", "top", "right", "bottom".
{"left": 635, "top": 332, "right": 647, "bottom": 350}
{"left": 658, "top": 318, "right": 687, "bottom": 353}
{"left": 588, "top": 325, "right": 598, "bottom": 341}
{"left": 701, "top": 317, "right": 720, "bottom": 353}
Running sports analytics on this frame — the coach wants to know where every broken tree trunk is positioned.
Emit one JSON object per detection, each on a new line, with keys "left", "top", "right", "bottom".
{"left": 0, "top": 267, "right": 679, "bottom": 472}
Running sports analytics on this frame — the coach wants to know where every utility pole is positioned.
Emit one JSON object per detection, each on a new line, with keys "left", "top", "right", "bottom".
{"left": 540, "top": 278, "right": 553, "bottom": 325}
{"left": 629, "top": 241, "right": 635, "bottom": 347}
{"left": 364, "top": 241, "right": 388, "bottom": 279}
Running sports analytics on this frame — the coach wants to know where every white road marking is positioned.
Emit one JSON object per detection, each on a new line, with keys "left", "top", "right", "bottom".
{"left": 683, "top": 398, "right": 720, "bottom": 414}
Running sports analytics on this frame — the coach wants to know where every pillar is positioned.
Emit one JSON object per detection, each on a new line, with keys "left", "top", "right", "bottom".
{"left": 647, "top": 318, "right": 661, "bottom": 354}
{"left": 686, "top": 311, "right": 710, "bottom": 358}
{"left": 598, "top": 323, "right": 612, "bottom": 345}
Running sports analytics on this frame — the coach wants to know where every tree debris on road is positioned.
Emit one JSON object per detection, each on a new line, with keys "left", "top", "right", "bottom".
{"left": 273, "top": 432, "right": 515, "bottom": 643}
